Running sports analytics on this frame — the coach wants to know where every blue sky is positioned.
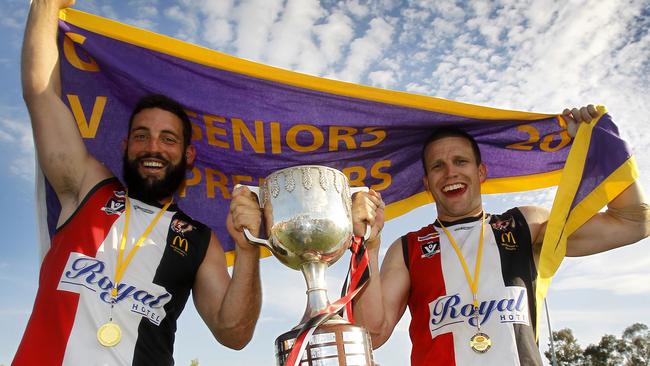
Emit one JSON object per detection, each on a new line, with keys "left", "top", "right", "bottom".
{"left": 1, "top": 0, "right": 649, "bottom": 365}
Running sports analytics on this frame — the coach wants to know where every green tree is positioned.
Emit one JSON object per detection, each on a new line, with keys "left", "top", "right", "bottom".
{"left": 620, "top": 323, "right": 649, "bottom": 366}
{"left": 545, "top": 328, "right": 584, "bottom": 365}
{"left": 190, "top": 359, "right": 199, "bottom": 366}
{"left": 583, "top": 334, "right": 624, "bottom": 366}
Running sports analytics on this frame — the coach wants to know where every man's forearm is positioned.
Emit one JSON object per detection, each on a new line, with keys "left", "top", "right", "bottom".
{"left": 22, "top": 0, "right": 62, "bottom": 100}
{"left": 215, "top": 246, "right": 261, "bottom": 349}
{"left": 352, "top": 246, "right": 389, "bottom": 347}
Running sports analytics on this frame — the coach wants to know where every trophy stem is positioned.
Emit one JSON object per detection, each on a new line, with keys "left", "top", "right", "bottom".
{"left": 299, "top": 261, "right": 331, "bottom": 325}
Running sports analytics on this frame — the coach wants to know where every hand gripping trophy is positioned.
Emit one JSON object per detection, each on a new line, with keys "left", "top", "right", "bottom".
{"left": 241, "top": 165, "right": 375, "bottom": 366}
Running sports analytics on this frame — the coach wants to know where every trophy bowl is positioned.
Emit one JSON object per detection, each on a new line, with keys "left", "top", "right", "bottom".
{"left": 243, "top": 165, "right": 361, "bottom": 270}
{"left": 240, "top": 165, "right": 374, "bottom": 365}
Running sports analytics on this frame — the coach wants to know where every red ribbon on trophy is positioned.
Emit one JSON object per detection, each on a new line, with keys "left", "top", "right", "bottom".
{"left": 285, "top": 236, "right": 370, "bottom": 366}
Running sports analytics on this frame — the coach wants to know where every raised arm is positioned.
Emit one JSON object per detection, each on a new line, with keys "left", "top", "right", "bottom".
{"left": 522, "top": 105, "right": 650, "bottom": 259}
{"left": 561, "top": 105, "right": 650, "bottom": 255}
{"left": 192, "top": 187, "right": 262, "bottom": 349}
{"left": 564, "top": 181, "right": 649, "bottom": 256}
{"left": 350, "top": 190, "right": 409, "bottom": 348}
{"left": 22, "top": 0, "right": 110, "bottom": 218}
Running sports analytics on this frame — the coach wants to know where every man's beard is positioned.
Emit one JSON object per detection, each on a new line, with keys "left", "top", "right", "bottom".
{"left": 122, "top": 152, "right": 187, "bottom": 204}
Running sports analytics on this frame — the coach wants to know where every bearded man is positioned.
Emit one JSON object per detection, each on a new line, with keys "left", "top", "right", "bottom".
{"left": 14, "top": 1, "right": 262, "bottom": 365}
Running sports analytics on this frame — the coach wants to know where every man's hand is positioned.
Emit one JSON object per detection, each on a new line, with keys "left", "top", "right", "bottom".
{"left": 32, "top": 0, "right": 76, "bottom": 9}
{"left": 226, "top": 186, "right": 262, "bottom": 253}
{"left": 351, "top": 189, "right": 385, "bottom": 250}
{"left": 56, "top": 0, "right": 76, "bottom": 8}
{"left": 562, "top": 104, "right": 599, "bottom": 137}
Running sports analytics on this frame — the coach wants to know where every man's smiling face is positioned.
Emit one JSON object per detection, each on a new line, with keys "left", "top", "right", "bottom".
{"left": 422, "top": 135, "right": 486, "bottom": 221}
{"left": 123, "top": 107, "right": 195, "bottom": 203}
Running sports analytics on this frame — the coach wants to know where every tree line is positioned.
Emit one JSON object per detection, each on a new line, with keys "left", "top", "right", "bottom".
{"left": 546, "top": 323, "right": 649, "bottom": 365}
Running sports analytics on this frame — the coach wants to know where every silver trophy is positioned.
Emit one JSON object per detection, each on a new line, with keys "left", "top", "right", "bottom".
{"left": 241, "top": 165, "right": 374, "bottom": 366}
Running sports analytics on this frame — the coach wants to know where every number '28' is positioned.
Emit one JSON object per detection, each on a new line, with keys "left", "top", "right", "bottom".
{"left": 505, "top": 124, "right": 572, "bottom": 152}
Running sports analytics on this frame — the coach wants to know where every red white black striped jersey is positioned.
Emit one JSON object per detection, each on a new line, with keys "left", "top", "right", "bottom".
{"left": 13, "top": 178, "right": 211, "bottom": 366}
{"left": 402, "top": 209, "right": 542, "bottom": 366}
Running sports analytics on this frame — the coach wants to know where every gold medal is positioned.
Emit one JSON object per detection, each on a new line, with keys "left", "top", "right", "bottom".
{"left": 470, "top": 332, "right": 491, "bottom": 353}
{"left": 97, "top": 322, "right": 122, "bottom": 347}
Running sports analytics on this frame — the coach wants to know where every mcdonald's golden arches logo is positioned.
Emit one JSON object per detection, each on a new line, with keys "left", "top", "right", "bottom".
{"left": 172, "top": 235, "right": 189, "bottom": 256}
{"left": 500, "top": 231, "right": 518, "bottom": 251}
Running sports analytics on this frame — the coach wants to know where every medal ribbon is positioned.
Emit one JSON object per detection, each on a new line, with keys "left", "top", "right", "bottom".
{"left": 436, "top": 212, "right": 486, "bottom": 309}
{"left": 112, "top": 195, "right": 173, "bottom": 298}
{"left": 284, "top": 235, "right": 370, "bottom": 366}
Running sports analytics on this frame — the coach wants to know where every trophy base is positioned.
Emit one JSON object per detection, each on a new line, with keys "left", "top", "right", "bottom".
{"left": 275, "top": 321, "right": 374, "bottom": 366}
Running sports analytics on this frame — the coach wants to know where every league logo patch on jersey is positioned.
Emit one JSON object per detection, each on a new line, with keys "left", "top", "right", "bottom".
{"left": 101, "top": 191, "right": 126, "bottom": 215}
{"left": 420, "top": 240, "right": 440, "bottom": 258}
{"left": 171, "top": 218, "right": 194, "bottom": 235}
{"left": 491, "top": 215, "right": 515, "bottom": 231}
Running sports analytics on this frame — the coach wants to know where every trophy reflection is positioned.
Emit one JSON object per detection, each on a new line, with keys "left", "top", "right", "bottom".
{"left": 241, "top": 165, "right": 374, "bottom": 366}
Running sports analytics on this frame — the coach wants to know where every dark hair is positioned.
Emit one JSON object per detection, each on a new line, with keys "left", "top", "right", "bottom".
{"left": 128, "top": 94, "right": 192, "bottom": 148}
{"left": 421, "top": 127, "right": 482, "bottom": 174}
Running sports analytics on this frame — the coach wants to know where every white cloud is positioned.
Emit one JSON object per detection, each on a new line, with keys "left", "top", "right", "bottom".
{"left": 553, "top": 246, "right": 650, "bottom": 295}
{"left": 0, "top": 16, "right": 22, "bottom": 29}
{"left": 338, "top": 17, "right": 394, "bottom": 82}
{"left": 405, "top": 82, "right": 434, "bottom": 95}
{"left": 202, "top": 18, "right": 232, "bottom": 47}
{"left": 0, "top": 115, "right": 35, "bottom": 181}
{"left": 431, "top": 17, "right": 460, "bottom": 38}
{"left": 164, "top": 5, "right": 200, "bottom": 43}
{"left": 199, "top": 0, "right": 234, "bottom": 47}
{"left": 314, "top": 11, "right": 355, "bottom": 66}
{"left": 120, "top": 2, "right": 160, "bottom": 32}
{"left": 369, "top": 69, "right": 396, "bottom": 88}
{"left": 266, "top": 0, "right": 326, "bottom": 70}
{"left": 498, "top": 187, "right": 557, "bottom": 208}
{"left": 344, "top": 0, "right": 370, "bottom": 18}
{"left": 233, "top": 0, "right": 284, "bottom": 61}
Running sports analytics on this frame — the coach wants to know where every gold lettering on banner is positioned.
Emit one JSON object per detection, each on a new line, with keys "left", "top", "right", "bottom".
{"left": 184, "top": 112, "right": 388, "bottom": 154}
{"left": 343, "top": 165, "right": 366, "bottom": 187}
{"left": 204, "top": 114, "right": 229, "bottom": 148}
{"left": 67, "top": 95, "right": 107, "bottom": 138}
{"left": 370, "top": 160, "right": 392, "bottom": 190}
{"left": 206, "top": 168, "right": 230, "bottom": 199}
{"left": 329, "top": 126, "right": 358, "bottom": 151}
{"left": 286, "top": 124, "right": 324, "bottom": 152}
{"left": 179, "top": 167, "right": 202, "bottom": 198}
{"left": 184, "top": 110, "right": 203, "bottom": 141}
{"left": 506, "top": 124, "right": 571, "bottom": 152}
{"left": 63, "top": 32, "right": 100, "bottom": 72}
{"left": 232, "top": 175, "right": 253, "bottom": 187}
{"left": 506, "top": 125, "right": 539, "bottom": 151}
{"left": 540, "top": 130, "right": 571, "bottom": 152}
{"left": 232, "top": 118, "right": 265, "bottom": 153}
{"left": 269, "top": 122, "right": 282, "bottom": 154}
{"left": 175, "top": 164, "right": 392, "bottom": 200}
{"left": 360, "top": 127, "right": 386, "bottom": 148}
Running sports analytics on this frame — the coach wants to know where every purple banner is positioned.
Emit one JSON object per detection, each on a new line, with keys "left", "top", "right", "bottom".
{"left": 52, "top": 15, "right": 578, "bottom": 254}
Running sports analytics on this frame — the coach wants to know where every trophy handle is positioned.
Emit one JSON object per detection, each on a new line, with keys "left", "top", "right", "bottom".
{"left": 233, "top": 184, "right": 271, "bottom": 248}
{"left": 349, "top": 187, "right": 371, "bottom": 241}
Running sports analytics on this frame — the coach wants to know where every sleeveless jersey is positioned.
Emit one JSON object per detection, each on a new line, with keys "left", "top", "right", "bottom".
{"left": 403, "top": 209, "right": 542, "bottom": 366}
{"left": 13, "top": 178, "right": 211, "bottom": 366}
